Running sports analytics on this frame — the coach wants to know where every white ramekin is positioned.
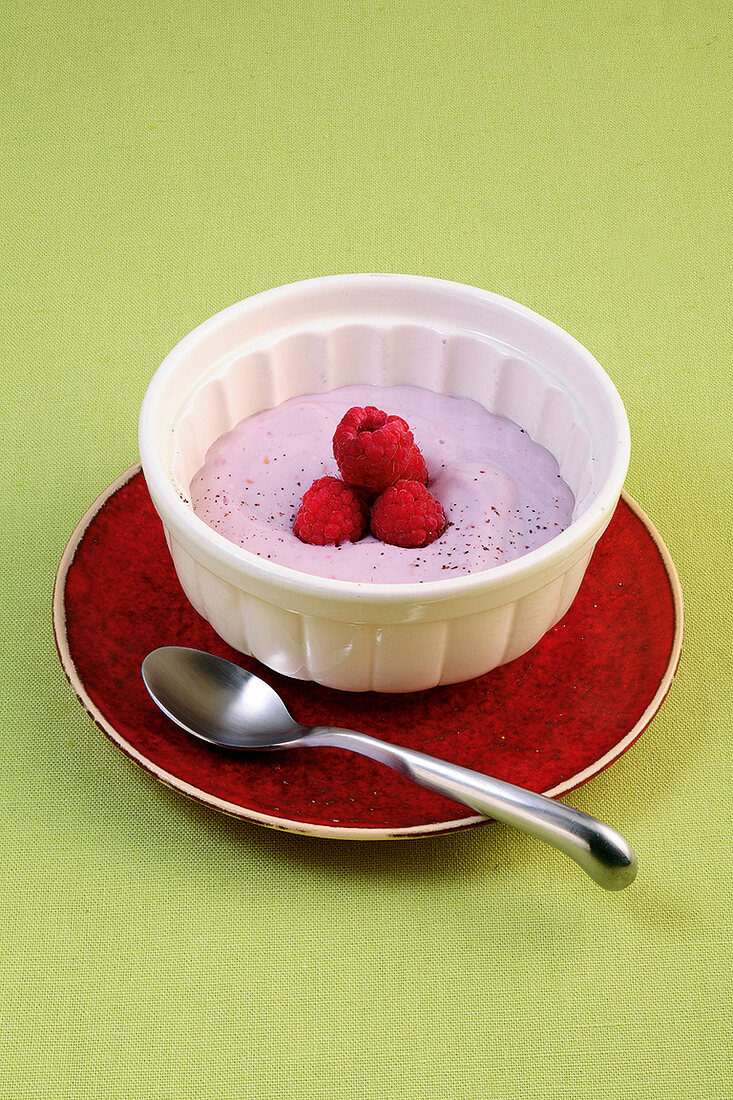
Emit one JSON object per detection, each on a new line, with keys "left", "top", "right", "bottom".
{"left": 139, "top": 274, "right": 630, "bottom": 692}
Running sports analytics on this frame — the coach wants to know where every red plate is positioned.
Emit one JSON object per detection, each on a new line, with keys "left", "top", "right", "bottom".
{"left": 53, "top": 466, "right": 683, "bottom": 838}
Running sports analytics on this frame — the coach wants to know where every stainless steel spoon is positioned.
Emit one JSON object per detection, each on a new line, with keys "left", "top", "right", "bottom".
{"left": 141, "top": 646, "right": 637, "bottom": 890}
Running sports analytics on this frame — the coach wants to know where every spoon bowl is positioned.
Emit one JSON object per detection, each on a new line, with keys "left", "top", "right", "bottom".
{"left": 143, "top": 646, "right": 305, "bottom": 749}
{"left": 142, "top": 646, "right": 638, "bottom": 891}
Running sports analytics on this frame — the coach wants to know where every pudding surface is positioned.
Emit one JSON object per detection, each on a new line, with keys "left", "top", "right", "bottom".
{"left": 190, "top": 384, "right": 575, "bottom": 583}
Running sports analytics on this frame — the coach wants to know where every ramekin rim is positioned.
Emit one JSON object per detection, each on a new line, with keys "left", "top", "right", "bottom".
{"left": 138, "top": 273, "right": 630, "bottom": 605}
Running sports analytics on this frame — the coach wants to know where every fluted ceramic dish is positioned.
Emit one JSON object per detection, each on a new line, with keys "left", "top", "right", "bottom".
{"left": 138, "top": 274, "right": 630, "bottom": 692}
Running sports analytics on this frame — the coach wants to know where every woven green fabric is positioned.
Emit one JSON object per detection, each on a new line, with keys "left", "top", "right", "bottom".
{"left": 2, "top": 1, "right": 731, "bottom": 1097}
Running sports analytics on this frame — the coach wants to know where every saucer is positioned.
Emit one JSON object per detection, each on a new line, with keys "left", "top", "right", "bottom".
{"left": 53, "top": 466, "right": 683, "bottom": 838}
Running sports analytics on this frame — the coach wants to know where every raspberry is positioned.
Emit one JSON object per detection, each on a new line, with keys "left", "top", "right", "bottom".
{"left": 370, "top": 479, "right": 447, "bottom": 549}
{"left": 402, "top": 442, "right": 428, "bottom": 484}
{"left": 332, "top": 406, "right": 415, "bottom": 493}
{"left": 293, "top": 477, "right": 368, "bottom": 545}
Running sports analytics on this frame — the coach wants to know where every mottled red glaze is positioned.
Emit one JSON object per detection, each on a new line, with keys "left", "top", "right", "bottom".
{"left": 58, "top": 470, "right": 680, "bottom": 831}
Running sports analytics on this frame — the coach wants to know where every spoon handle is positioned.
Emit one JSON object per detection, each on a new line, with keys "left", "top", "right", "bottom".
{"left": 306, "top": 727, "right": 636, "bottom": 890}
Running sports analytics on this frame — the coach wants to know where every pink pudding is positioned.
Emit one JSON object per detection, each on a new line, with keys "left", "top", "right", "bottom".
{"left": 189, "top": 384, "right": 575, "bottom": 583}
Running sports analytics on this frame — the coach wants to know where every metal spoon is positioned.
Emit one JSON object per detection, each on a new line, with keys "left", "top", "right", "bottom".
{"left": 141, "top": 646, "right": 637, "bottom": 890}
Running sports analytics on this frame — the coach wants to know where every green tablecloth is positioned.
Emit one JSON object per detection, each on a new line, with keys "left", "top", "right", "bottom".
{"left": 3, "top": 1, "right": 731, "bottom": 1096}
